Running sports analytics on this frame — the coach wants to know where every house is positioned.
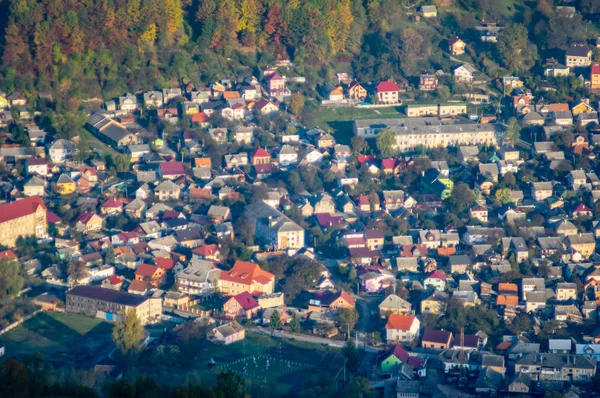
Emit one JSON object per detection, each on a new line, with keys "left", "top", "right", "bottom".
{"left": 531, "top": 182, "right": 553, "bottom": 202}
{"left": 385, "top": 314, "right": 420, "bottom": 344}
{"left": 254, "top": 100, "right": 279, "bottom": 115}
{"left": 424, "top": 270, "right": 446, "bottom": 290}
{"left": 359, "top": 269, "right": 395, "bottom": 294}
{"left": 308, "top": 289, "right": 355, "bottom": 312}
{"left": 48, "top": 139, "right": 76, "bottom": 164}
{"left": 86, "top": 114, "right": 140, "bottom": 148}
{"left": 565, "top": 45, "right": 592, "bottom": 68}
{"left": 549, "top": 339, "right": 572, "bottom": 354}
{"left": 176, "top": 259, "right": 220, "bottom": 296}
{"left": 26, "top": 158, "right": 49, "bottom": 177}
{"left": 514, "top": 353, "right": 596, "bottom": 382}
{"left": 571, "top": 101, "right": 595, "bottom": 116}
{"left": 135, "top": 263, "right": 165, "bottom": 287}
{"left": 219, "top": 261, "right": 275, "bottom": 296}
{"left": 379, "top": 294, "right": 412, "bottom": 317}
{"left": 75, "top": 212, "right": 103, "bottom": 233}
{"left": 209, "top": 321, "right": 245, "bottom": 345}
{"left": 266, "top": 73, "right": 289, "bottom": 98}
{"left": 118, "top": 93, "right": 137, "bottom": 112}
{"left": 55, "top": 174, "right": 76, "bottom": 195}
{"left": 245, "top": 201, "right": 305, "bottom": 250}
{"left": 508, "top": 374, "right": 532, "bottom": 394}
{"left": 159, "top": 162, "right": 185, "bottom": 180}
{"left": 566, "top": 233, "right": 596, "bottom": 258}
{"left": 449, "top": 255, "right": 471, "bottom": 274}
{"left": 143, "top": 91, "right": 164, "bottom": 108}
{"left": 277, "top": 145, "right": 298, "bottom": 166}
{"left": 419, "top": 75, "right": 438, "bottom": 91}
{"left": 223, "top": 292, "right": 260, "bottom": 319}
{"left": 348, "top": 81, "right": 367, "bottom": 101}
{"left": 421, "top": 329, "right": 453, "bottom": 350}
{"left": 378, "top": 345, "right": 410, "bottom": 373}
{"left": 453, "top": 64, "right": 476, "bottom": 83}
{"left": 591, "top": 63, "right": 600, "bottom": 90}
{"left": 376, "top": 81, "right": 400, "bottom": 104}
{"left": 421, "top": 5, "right": 437, "bottom": 18}
{"left": 420, "top": 290, "right": 448, "bottom": 315}
{"left": 154, "top": 180, "right": 181, "bottom": 201}
{"left": 23, "top": 176, "right": 46, "bottom": 197}
{"left": 448, "top": 36, "right": 466, "bottom": 55}
{"left": 469, "top": 204, "right": 488, "bottom": 223}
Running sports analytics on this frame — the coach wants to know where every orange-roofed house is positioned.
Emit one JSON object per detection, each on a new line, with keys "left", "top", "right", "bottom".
{"left": 223, "top": 291, "right": 260, "bottom": 319}
{"left": 0, "top": 196, "right": 48, "bottom": 247}
{"left": 191, "top": 112, "right": 210, "bottom": 127}
{"left": 448, "top": 36, "right": 466, "bottom": 55}
{"left": 498, "top": 283, "right": 518, "bottom": 294}
{"left": 194, "top": 157, "right": 212, "bottom": 168}
{"left": 135, "top": 263, "right": 165, "bottom": 287}
{"left": 0, "top": 249, "right": 18, "bottom": 261}
{"left": 219, "top": 261, "right": 275, "bottom": 296}
{"left": 496, "top": 295, "right": 519, "bottom": 307}
{"left": 385, "top": 314, "right": 421, "bottom": 344}
{"left": 327, "top": 289, "right": 355, "bottom": 310}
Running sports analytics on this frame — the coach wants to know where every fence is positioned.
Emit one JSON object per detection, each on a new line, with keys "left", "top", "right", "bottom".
{"left": 0, "top": 309, "right": 42, "bottom": 336}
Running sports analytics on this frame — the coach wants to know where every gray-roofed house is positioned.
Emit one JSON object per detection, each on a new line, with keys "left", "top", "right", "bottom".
{"left": 154, "top": 180, "right": 181, "bottom": 201}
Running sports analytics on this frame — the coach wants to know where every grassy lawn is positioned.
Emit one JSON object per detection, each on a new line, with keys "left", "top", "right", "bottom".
{"left": 0, "top": 312, "right": 114, "bottom": 364}
{"left": 309, "top": 104, "right": 405, "bottom": 143}
{"left": 165, "top": 332, "right": 343, "bottom": 394}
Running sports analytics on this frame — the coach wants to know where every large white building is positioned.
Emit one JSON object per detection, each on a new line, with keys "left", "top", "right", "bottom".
{"left": 353, "top": 117, "right": 496, "bottom": 152}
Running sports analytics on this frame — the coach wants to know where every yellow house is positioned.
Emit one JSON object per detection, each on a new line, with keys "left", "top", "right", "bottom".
{"left": 55, "top": 174, "right": 76, "bottom": 195}
{"left": 0, "top": 94, "right": 8, "bottom": 109}
{"left": 571, "top": 101, "right": 595, "bottom": 116}
{"left": 421, "top": 5, "right": 437, "bottom": 18}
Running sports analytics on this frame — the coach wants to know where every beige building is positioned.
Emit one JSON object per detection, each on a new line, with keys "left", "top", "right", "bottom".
{"left": 439, "top": 103, "right": 467, "bottom": 117}
{"left": 566, "top": 233, "right": 596, "bottom": 258}
{"left": 394, "top": 124, "right": 495, "bottom": 152}
{"left": 515, "top": 353, "right": 596, "bottom": 382}
{"left": 531, "top": 182, "right": 553, "bottom": 202}
{"left": 556, "top": 283, "right": 577, "bottom": 301}
{"left": 0, "top": 196, "right": 47, "bottom": 248}
{"left": 66, "top": 285, "right": 162, "bottom": 325}
{"left": 219, "top": 261, "right": 275, "bottom": 296}
{"left": 405, "top": 104, "right": 438, "bottom": 117}
{"left": 245, "top": 200, "right": 305, "bottom": 250}
{"left": 565, "top": 46, "right": 592, "bottom": 68}
{"left": 379, "top": 294, "right": 413, "bottom": 317}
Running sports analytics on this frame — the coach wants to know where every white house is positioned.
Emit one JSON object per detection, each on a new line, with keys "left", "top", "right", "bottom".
{"left": 119, "top": 94, "right": 137, "bottom": 112}
{"left": 385, "top": 314, "right": 421, "bottom": 344}
{"left": 453, "top": 64, "right": 477, "bottom": 83}
{"left": 48, "top": 139, "right": 76, "bottom": 164}
{"left": 305, "top": 149, "right": 324, "bottom": 164}
{"left": 278, "top": 145, "right": 298, "bottom": 166}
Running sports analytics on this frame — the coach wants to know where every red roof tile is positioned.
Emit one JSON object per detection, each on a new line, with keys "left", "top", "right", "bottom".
{"left": 76, "top": 212, "right": 96, "bottom": 224}
{"left": 46, "top": 211, "right": 61, "bottom": 224}
{"left": 0, "top": 196, "right": 46, "bottom": 224}
{"left": 232, "top": 291, "right": 259, "bottom": 311}
{"left": 592, "top": 63, "right": 600, "bottom": 76}
{"left": 253, "top": 147, "right": 271, "bottom": 158}
{"left": 101, "top": 196, "right": 122, "bottom": 208}
{"left": 135, "top": 263, "right": 160, "bottom": 278}
{"left": 0, "top": 249, "right": 18, "bottom": 260}
{"left": 377, "top": 81, "right": 399, "bottom": 92}
{"left": 386, "top": 314, "right": 418, "bottom": 331}
{"left": 107, "top": 275, "right": 123, "bottom": 285}
{"left": 155, "top": 257, "right": 176, "bottom": 270}
{"left": 160, "top": 161, "right": 185, "bottom": 176}
{"left": 426, "top": 270, "right": 447, "bottom": 281}
{"left": 380, "top": 345, "right": 409, "bottom": 363}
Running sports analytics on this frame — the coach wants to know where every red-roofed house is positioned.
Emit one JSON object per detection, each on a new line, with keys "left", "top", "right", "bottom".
{"left": 192, "top": 244, "right": 221, "bottom": 261}
{"left": 159, "top": 162, "right": 185, "bottom": 180}
{"left": 400, "top": 244, "right": 428, "bottom": 258}
{"left": 252, "top": 147, "right": 271, "bottom": 165}
{"left": 0, "top": 249, "right": 18, "bottom": 261}
{"left": 591, "top": 63, "right": 600, "bottom": 90}
{"left": 378, "top": 345, "right": 410, "bottom": 372}
{"left": 100, "top": 197, "right": 123, "bottom": 215}
{"left": 101, "top": 275, "right": 123, "bottom": 290}
{"left": 376, "top": 81, "right": 400, "bottom": 104}
{"left": 385, "top": 314, "right": 421, "bottom": 343}
{"left": 135, "top": 263, "right": 165, "bottom": 287}
{"left": 192, "top": 111, "right": 210, "bottom": 126}
{"left": 0, "top": 196, "right": 48, "bottom": 247}
{"left": 573, "top": 203, "right": 592, "bottom": 219}
{"left": 424, "top": 270, "right": 447, "bottom": 290}
{"left": 75, "top": 212, "right": 103, "bottom": 233}
{"left": 223, "top": 292, "right": 260, "bottom": 319}
{"left": 155, "top": 257, "right": 176, "bottom": 270}
{"left": 219, "top": 261, "right": 275, "bottom": 296}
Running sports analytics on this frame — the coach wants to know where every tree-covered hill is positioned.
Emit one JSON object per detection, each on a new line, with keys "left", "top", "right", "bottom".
{"left": 0, "top": 0, "right": 598, "bottom": 103}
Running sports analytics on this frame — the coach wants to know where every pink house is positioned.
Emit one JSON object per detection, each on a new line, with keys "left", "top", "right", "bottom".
{"left": 359, "top": 269, "right": 395, "bottom": 293}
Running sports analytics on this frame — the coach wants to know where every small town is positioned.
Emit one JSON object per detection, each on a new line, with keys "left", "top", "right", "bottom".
{"left": 2, "top": 1, "right": 600, "bottom": 398}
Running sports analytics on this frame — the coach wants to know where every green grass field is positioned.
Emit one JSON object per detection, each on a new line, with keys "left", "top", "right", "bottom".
{"left": 309, "top": 104, "right": 405, "bottom": 143}
{"left": 0, "top": 312, "right": 114, "bottom": 365}
{"left": 170, "top": 332, "right": 343, "bottom": 395}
